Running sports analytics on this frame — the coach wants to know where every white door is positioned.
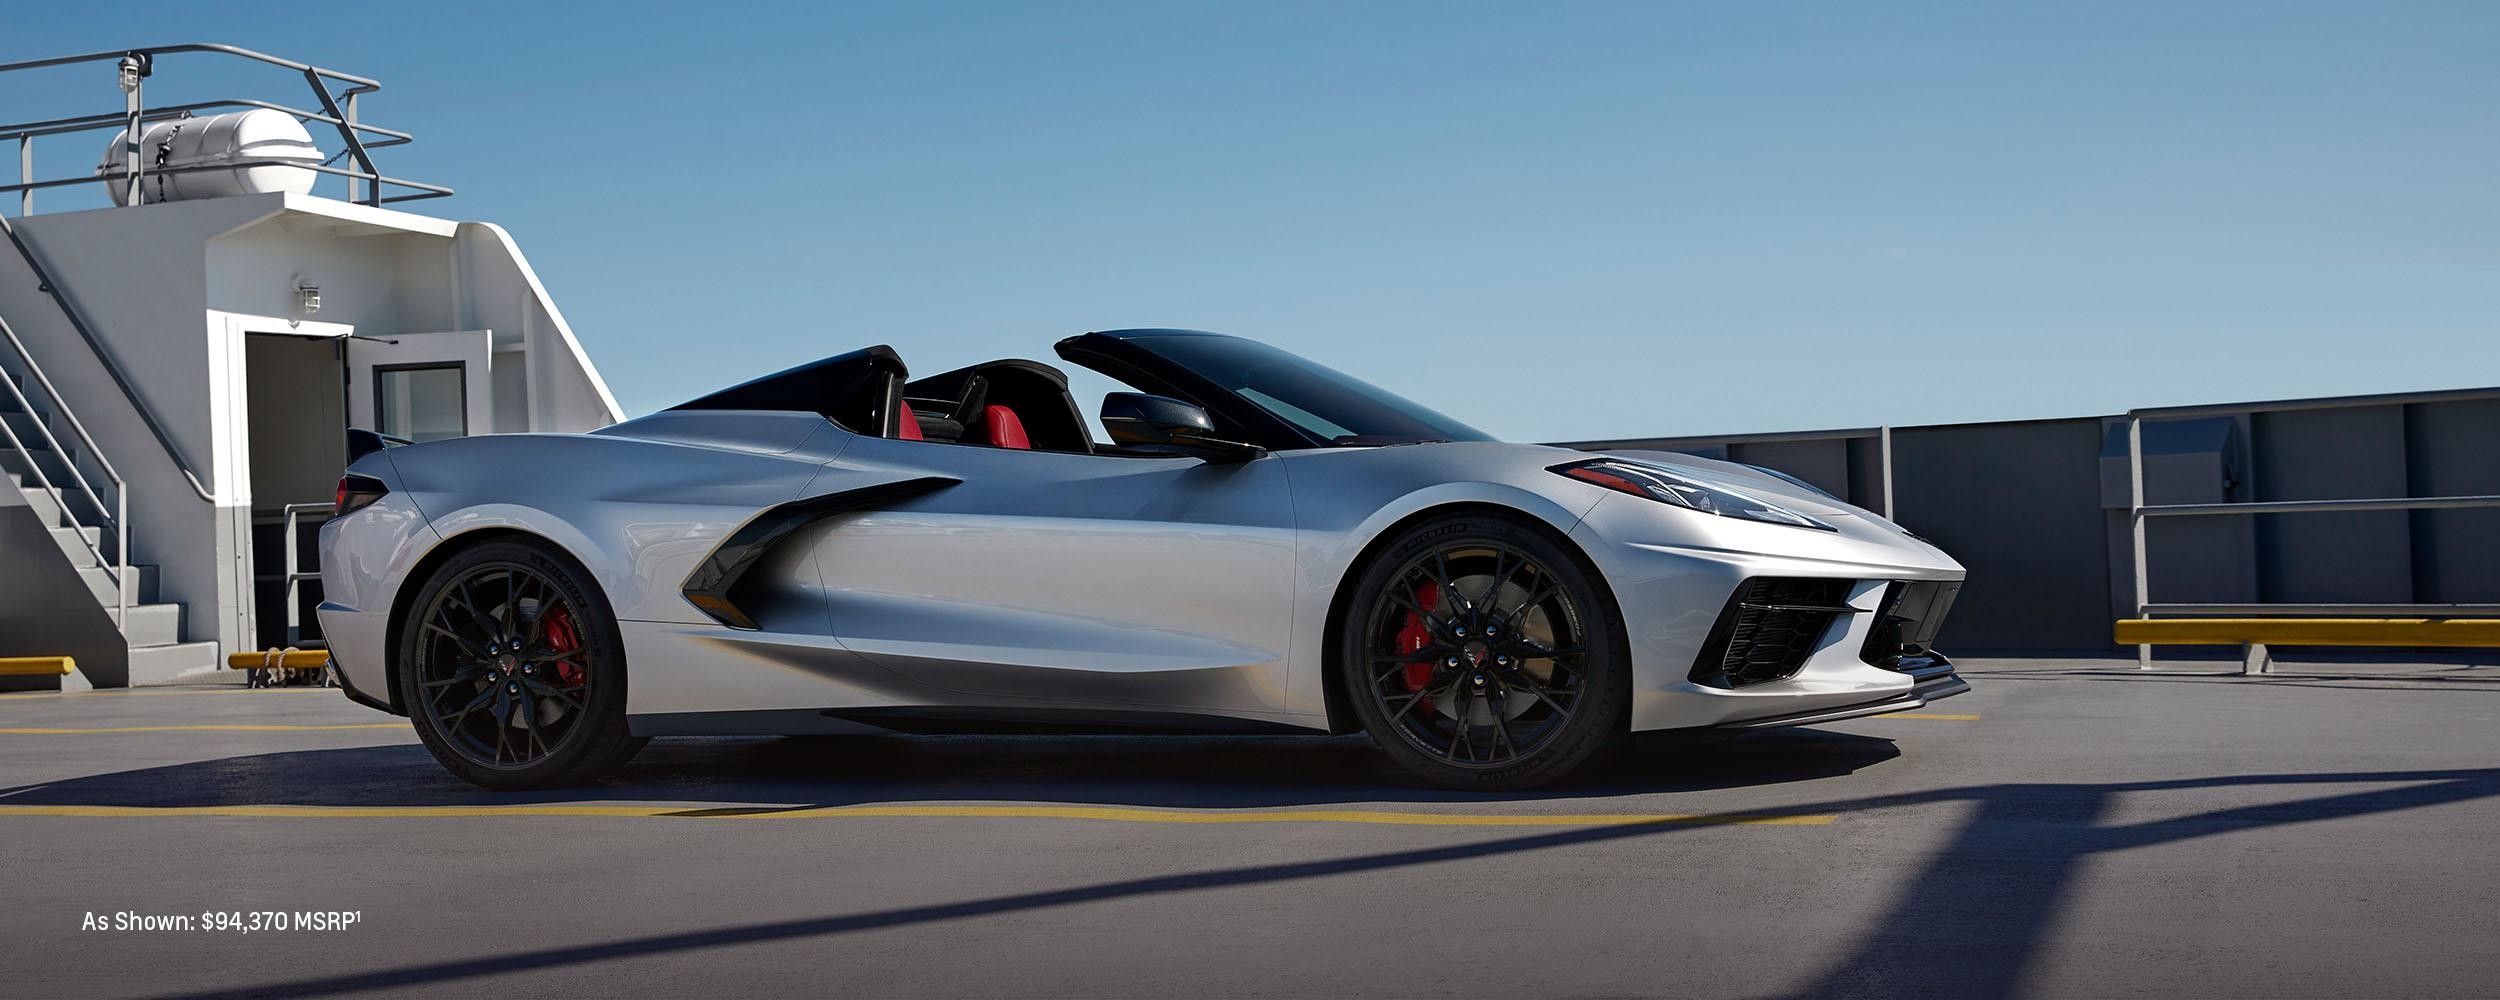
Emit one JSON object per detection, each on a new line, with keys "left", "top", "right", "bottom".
{"left": 347, "top": 331, "right": 493, "bottom": 443}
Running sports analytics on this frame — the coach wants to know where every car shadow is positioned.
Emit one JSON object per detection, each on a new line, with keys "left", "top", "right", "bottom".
{"left": 0, "top": 727, "right": 1899, "bottom": 810}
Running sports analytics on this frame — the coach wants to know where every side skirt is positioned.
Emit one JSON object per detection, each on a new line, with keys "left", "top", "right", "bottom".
{"left": 626, "top": 706, "right": 1326, "bottom": 738}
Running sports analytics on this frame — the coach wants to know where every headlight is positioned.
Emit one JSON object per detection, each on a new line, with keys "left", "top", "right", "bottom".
{"left": 1552, "top": 459, "right": 1835, "bottom": 530}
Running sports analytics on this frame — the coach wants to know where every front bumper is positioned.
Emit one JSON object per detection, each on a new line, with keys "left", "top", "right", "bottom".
{"left": 1714, "top": 652, "right": 1967, "bottom": 729}
{"left": 1568, "top": 493, "right": 1968, "bottom": 732}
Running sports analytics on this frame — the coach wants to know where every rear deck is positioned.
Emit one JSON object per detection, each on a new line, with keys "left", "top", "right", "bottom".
{"left": 6, "top": 657, "right": 2499, "bottom": 998}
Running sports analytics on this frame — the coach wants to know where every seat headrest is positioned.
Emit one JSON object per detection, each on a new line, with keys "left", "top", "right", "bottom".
{"left": 982, "top": 404, "right": 1030, "bottom": 450}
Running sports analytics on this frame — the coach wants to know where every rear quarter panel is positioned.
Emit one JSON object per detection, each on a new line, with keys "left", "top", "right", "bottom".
{"left": 375, "top": 416, "right": 839, "bottom": 624}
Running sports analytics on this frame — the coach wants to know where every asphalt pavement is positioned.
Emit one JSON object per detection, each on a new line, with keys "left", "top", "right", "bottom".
{"left": 5, "top": 657, "right": 2499, "bottom": 999}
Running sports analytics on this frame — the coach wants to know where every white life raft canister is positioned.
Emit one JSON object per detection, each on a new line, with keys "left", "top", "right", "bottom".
{"left": 94, "top": 108, "right": 324, "bottom": 203}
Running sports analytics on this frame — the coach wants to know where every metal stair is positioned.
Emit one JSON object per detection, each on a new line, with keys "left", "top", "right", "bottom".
{"left": 1, "top": 368, "right": 219, "bottom": 685}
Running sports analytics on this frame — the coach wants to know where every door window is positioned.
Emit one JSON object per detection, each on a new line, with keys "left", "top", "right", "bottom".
{"left": 374, "top": 363, "right": 468, "bottom": 442}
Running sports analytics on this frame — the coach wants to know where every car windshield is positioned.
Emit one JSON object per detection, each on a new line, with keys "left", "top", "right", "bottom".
{"left": 1127, "top": 334, "right": 1494, "bottom": 446}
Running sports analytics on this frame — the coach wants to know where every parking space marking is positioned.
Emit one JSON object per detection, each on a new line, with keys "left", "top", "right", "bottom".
{"left": 0, "top": 723, "right": 406, "bottom": 734}
{"left": 0, "top": 688, "right": 341, "bottom": 701}
{"left": 0, "top": 803, "right": 1836, "bottom": 827}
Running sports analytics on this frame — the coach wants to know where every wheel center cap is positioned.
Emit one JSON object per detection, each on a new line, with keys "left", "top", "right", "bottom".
{"left": 1462, "top": 641, "right": 1492, "bottom": 668}
{"left": 497, "top": 654, "right": 519, "bottom": 674}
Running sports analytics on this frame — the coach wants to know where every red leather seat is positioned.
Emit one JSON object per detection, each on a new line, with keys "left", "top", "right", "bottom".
{"left": 895, "top": 400, "right": 925, "bottom": 441}
{"left": 981, "top": 404, "right": 1030, "bottom": 449}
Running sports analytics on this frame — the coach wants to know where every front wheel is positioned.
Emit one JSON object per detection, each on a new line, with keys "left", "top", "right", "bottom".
{"left": 397, "top": 539, "right": 642, "bottom": 789}
{"left": 1340, "top": 512, "right": 1629, "bottom": 790}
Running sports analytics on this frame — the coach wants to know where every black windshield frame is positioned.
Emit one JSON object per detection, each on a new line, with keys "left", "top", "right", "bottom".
{"left": 1055, "top": 330, "right": 1494, "bottom": 451}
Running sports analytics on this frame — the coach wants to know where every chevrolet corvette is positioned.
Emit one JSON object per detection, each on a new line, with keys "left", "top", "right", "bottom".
{"left": 318, "top": 329, "right": 1966, "bottom": 790}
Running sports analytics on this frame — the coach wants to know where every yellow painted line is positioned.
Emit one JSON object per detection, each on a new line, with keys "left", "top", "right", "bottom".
{"left": 0, "top": 802, "right": 1836, "bottom": 827}
{"left": 0, "top": 688, "right": 337, "bottom": 701}
{"left": 2116, "top": 617, "right": 2500, "bottom": 648}
{"left": 1868, "top": 712, "right": 1980, "bottom": 721}
{"left": 713, "top": 805, "right": 1834, "bottom": 826}
{"left": 0, "top": 723, "right": 404, "bottom": 735}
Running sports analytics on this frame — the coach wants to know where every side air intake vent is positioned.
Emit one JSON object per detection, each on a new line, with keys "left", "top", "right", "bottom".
{"left": 1690, "top": 578, "right": 1857, "bottom": 689}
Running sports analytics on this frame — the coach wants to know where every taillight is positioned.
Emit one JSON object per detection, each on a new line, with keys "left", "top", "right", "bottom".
{"left": 335, "top": 473, "right": 389, "bottom": 517}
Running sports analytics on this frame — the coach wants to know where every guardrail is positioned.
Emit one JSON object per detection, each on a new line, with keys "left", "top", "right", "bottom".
{"left": 0, "top": 43, "right": 451, "bottom": 213}
{"left": 2122, "top": 385, "right": 2500, "bottom": 667}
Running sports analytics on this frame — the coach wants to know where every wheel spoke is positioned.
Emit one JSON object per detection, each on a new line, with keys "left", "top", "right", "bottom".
{"left": 518, "top": 694, "right": 549, "bottom": 758}
{"left": 1514, "top": 638, "right": 1583, "bottom": 660}
{"left": 1385, "top": 689, "right": 1433, "bottom": 724}
{"left": 421, "top": 621, "right": 488, "bottom": 660}
{"left": 419, "top": 665, "right": 486, "bottom": 691}
{"left": 1502, "top": 580, "right": 1561, "bottom": 630}
{"left": 1509, "top": 678, "right": 1575, "bottom": 720}
{"left": 443, "top": 685, "right": 494, "bottom": 730}
{"left": 1384, "top": 590, "right": 1450, "bottom": 635}
{"left": 451, "top": 577, "right": 497, "bottom": 636}
{"left": 498, "top": 570, "right": 520, "bottom": 638}
{"left": 524, "top": 595, "right": 557, "bottom": 648}
{"left": 1427, "top": 551, "right": 1470, "bottom": 616}
{"left": 522, "top": 677, "right": 585, "bottom": 712}
{"left": 1479, "top": 549, "right": 1517, "bottom": 606}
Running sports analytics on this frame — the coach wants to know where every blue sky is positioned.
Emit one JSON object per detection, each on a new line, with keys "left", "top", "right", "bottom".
{"left": 7, "top": 2, "right": 2494, "bottom": 441}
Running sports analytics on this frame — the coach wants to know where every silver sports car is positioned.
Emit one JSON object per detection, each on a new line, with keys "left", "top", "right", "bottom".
{"left": 318, "top": 330, "right": 1966, "bottom": 790}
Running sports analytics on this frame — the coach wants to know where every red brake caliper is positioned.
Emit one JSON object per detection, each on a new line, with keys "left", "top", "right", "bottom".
{"left": 543, "top": 605, "right": 585, "bottom": 688}
{"left": 1396, "top": 583, "right": 1439, "bottom": 713}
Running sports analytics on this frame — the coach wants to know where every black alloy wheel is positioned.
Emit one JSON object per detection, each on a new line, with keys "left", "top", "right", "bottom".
{"left": 399, "top": 539, "right": 642, "bottom": 789}
{"left": 1342, "top": 512, "right": 1628, "bottom": 790}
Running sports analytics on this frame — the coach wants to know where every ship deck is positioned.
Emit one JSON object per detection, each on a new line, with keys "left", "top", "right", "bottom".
{"left": 7, "top": 657, "right": 2499, "bottom": 998}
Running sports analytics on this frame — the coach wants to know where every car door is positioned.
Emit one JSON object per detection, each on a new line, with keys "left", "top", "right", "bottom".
{"left": 803, "top": 432, "right": 1297, "bottom": 716}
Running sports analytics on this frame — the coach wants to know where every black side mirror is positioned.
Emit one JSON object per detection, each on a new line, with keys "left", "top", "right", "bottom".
{"left": 1099, "top": 393, "right": 1265, "bottom": 463}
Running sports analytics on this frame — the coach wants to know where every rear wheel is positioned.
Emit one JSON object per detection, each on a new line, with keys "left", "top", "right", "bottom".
{"left": 1340, "top": 511, "right": 1629, "bottom": 790}
{"left": 397, "top": 539, "right": 642, "bottom": 789}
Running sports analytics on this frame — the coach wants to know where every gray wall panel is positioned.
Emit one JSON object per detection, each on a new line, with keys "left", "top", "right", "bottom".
{"left": 2405, "top": 399, "right": 2500, "bottom": 604}
{"left": 2253, "top": 405, "right": 2413, "bottom": 604}
{"left": 1890, "top": 419, "right": 2112, "bottom": 653}
{"left": 1727, "top": 439, "right": 1850, "bottom": 500}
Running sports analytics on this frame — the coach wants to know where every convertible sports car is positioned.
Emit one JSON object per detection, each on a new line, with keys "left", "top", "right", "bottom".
{"left": 318, "top": 330, "right": 1966, "bottom": 790}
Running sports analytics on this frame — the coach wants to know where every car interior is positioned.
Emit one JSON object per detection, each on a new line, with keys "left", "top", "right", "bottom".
{"left": 673, "top": 344, "right": 1217, "bottom": 458}
{"left": 897, "top": 359, "right": 1096, "bottom": 454}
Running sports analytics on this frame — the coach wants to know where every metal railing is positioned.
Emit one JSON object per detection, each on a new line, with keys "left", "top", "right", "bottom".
{"left": 0, "top": 310, "right": 126, "bottom": 627}
{"left": 0, "top": 43, "right": 452, "bottom": 213}
{"left": 279, "top": 502, "right": 333, "bottom": 646}
{"left": 2123, "top": 385, "right": 2500, "bottom": 667}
